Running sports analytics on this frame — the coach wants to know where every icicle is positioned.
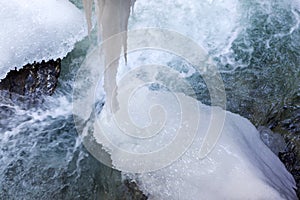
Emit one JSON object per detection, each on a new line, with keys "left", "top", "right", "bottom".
{"left": 82, "top": 0, "right": 133, "bottom": 113}
{"left": 82, "top": 0, "right": 132, "bottom": 63}
{"left": 82, "top": 0, "right": 93, "bottom": 34}
{"left": 131, "top": 0, "right": 137, "bottom": 14}
{"left": 94, "top": 0, "right": 105, "bottom": 42}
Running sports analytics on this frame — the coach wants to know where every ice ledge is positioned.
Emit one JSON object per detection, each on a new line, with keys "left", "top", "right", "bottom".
{"left": 0, "top": 0, "right": 87, "bottom": 80}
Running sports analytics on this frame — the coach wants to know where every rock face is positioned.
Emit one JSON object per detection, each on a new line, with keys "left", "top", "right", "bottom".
{"left": 0, "top": 59, "right": 61, "bottom": 96}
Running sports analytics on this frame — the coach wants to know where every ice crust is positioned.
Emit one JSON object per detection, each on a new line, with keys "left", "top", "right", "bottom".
{"left": 0, "top": 0, "right": 87, "bottom": 79}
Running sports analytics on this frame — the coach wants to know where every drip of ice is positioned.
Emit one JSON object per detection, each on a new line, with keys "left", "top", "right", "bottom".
{"left": 0, "top": 0, "right": 87, "bottom": 80}
{"left": 83, "top": 0, "right": 135, "bottom": 59}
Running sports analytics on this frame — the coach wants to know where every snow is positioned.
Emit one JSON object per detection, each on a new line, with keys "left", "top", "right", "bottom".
{"left": 72, "top": 0, "right": 297, "bottom": 199}
{"left": 97, "top": 88, "right": 296, "bottom": 199}
{"left": 126, "top": 95, "right": 297, "bottom": 199}
{"left": 0, "top": 0, "right": 87, "bottom": 80}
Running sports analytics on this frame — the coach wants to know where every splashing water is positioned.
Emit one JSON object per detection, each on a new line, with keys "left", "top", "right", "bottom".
{"left": 0, "top": 0, "right": 299, "bottom": 199}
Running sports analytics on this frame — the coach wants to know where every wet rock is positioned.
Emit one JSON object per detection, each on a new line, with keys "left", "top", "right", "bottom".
{"left": 0, "top": 59, "right": 61, "bottom": 96}
{"left": 124, "top": 179, "right": 148, "bottom": 200}
{"left": 258, "top": 126, "right": 287, "bottom": 155}
{"left": 278, "top": 142, "right": 300, "bottom": 198}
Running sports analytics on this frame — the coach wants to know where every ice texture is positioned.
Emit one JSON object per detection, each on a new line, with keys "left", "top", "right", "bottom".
{"left": 76, "top": 0, "right": 298, "bottom": 199}
{"left": 119, "top": 90, "right": 297, "bottom": 200}
{"left": 0, "top": 0, "right": 87, "bottom": 79}
{"left": 83, "top": 83, "right": 297, "bottom": 199}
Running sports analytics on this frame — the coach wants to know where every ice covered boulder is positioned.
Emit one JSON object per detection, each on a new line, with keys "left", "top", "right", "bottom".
{"left": 122, "top": 91, "right": 297, "bottom": 199}
{"left": 89, "top": 88, "right": 297, "bottom": 200}
{"left": 0, "top": 0, "right": 87, "bottom": 80}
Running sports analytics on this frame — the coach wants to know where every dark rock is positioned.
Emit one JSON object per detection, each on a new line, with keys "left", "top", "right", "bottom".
{"left": 0, "top": 59, "right": 61, "bottom": 96}
{"left": 124, "top": 179, "right": 148, "bottom": 200}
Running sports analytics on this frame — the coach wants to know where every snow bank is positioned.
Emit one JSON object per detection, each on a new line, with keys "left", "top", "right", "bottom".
{"left": 126, "top": 94, "right": 297, "bottom": 199}
{"left": 112, "top": 89, "right": 296, "bottom": 199}
{"left": 0, "top": 0, "right": 87, "bottom": 79}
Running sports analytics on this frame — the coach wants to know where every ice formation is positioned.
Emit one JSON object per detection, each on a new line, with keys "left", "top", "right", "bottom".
{"left": 87, "top": 85, "right": 296, "bottom": 199}
{"left": 83, "top": 0, "right": 135, "bottom": 112}
{"left": 74, "top": 45, "right": 297, "bottom": 200}
{"left": 77, "top": 0, "right": 298, "bottom": 199}
{"left": 0, "top": 0, "right": 87, "bottom": 79}
{"left": 124, "top": 90, "right": 297, "bottom": 200}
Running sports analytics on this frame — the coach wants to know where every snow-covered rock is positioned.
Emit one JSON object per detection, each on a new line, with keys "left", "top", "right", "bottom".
{"left": 0, "top": 0, "right": 87, "bottom": 79}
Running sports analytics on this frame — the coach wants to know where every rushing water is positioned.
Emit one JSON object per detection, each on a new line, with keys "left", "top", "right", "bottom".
{"left": 0, "top": 0, "right": 299, "bottom": 199}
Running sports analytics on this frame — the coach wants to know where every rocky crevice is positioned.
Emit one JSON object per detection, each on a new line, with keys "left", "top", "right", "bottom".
{"left": 0, "top": 59, "right": 61, "bottom": 96}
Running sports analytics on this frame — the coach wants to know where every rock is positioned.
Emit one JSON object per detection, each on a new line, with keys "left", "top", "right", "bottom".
{"left": 0, "top": 59, "right": 61, "bottom": 96}
{"left": 258, "top": 126, "right": 287, "bottom": 155}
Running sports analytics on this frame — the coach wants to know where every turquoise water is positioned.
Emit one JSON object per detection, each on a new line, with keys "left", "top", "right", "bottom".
{"left": 0, "top": 0, "right": 299, "bottom": 199}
